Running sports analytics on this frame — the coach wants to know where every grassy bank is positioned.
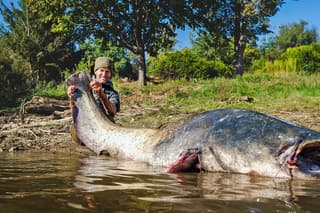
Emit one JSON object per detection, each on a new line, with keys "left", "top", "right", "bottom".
{"left": 115, "top": 72, "right": 320, "bottom": 128}
{"left": 28, "top": 72, "right": 319, "bottom": 130}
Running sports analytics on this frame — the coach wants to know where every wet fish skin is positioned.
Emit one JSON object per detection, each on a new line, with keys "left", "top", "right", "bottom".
{"left": 152, "top": 109, "right": 320, "bottom": 178}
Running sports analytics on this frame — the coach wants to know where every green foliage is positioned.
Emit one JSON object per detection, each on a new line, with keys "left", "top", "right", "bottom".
{"left": 282, "top": 43, "right": 320, "bottom": 74}
{"left": 33, "top": 81, "right": 68, "bottom": 99}
{"left": 243, "top": 46, "right": 261, "bottom": 73}
{"left": 248, "top": 58, "right": 266, "bottom": 73}
{"left": 263, "top": 57, "right": 297, "bottom": 74}
{"left": 0, "top": 0, "right": 319, "bottom": 99}
{"left": 191, "top": 33, "right": 234, "bottom": 66}
{"left": 148, "top": 48, "right": 230, "bottom": 80}
{"left": 252, "top": 43, "right": 320, "bottom": 74}
{"left": 75, "top": 38, "right": 132, "bottom": 78}
{"left": 259, "top": 38, "right": 282, "bottom": 61}
{"left": 63, "top": 0, "right": 188, "bottom": 86}
{"left": 0, "top": 46, "right": 31, "bottom": 108}
{"left": 190, "top": 0, "right": 284, "bottom": 75}
{"left": 0, "top": 0, "right": 83, "bottom": 85}
{"left": 275, "top": 21, "right": 318, "bottom": 53}
{"left": 255, "top": 21, "right": 318, "bottom": 65}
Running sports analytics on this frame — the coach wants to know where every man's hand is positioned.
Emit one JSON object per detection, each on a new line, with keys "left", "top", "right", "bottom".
{"left": 67, "top": 85, "right": 76, "bottom": 98}
{"left": 67, "top": 85, "right": 76, "bottom": 108}
{"left": 89, "top": 80, "right": 102, "bottom": 95}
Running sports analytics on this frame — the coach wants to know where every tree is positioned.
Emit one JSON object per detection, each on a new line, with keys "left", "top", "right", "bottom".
{"left": 191, "top": 32, "right": 234, "bottom": 69}
{"left": 36, "top": 0, "right": 189, "bottom": 86}
{"left": 0, "top": 0, "right": 82, "bottom": 84}
{"left": 0, "top": 38, "right": 31, "bottom": 108}
{"left": 275, "top": 20, "right": 318, "bottom": 53}
{"left": 189, "top": 0, "right": 284, "bottom": 76}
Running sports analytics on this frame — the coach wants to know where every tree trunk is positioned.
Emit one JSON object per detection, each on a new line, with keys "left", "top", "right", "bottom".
{"left": 137, "top": 52, "right": 147, "bottom": 86}
{"left": 233, "top": 2, "right": 246, "bottom": 76}
{"left": 235, "top": 35, "right": 247, "bottom": 76}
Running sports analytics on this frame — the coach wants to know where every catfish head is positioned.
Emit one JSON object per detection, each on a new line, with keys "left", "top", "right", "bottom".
{"left": 278, "top": 137, "right": 320, "bottom": 178}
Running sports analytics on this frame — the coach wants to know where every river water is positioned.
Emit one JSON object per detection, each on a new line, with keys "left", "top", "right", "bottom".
{"left": 0, "top": 151, "right": 320, "bottom": 212}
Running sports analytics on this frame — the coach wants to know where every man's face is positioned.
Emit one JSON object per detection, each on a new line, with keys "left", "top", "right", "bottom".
{"left": 95, "top": 68, "right": 111, "bottom": 84}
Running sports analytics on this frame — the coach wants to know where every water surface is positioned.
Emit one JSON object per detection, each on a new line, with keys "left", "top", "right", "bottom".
{"left": 1, "top": 152, "right": 320, "bottom": 212}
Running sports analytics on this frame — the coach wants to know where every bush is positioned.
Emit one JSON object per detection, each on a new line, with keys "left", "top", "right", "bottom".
{"left": 250, "top": 43, "right": 320, "bottom": 74}
{"left": 244, "top": 46, "right": 261, "bottom": 73}
{"left": 282, "top": 43, "right": 320, "bottom": 74}
{"left": 0, "top": 52, "right": 31, "bottom": 108}
{"left": 148, "top": 48, "right": 230, "bottom": 80}
{"left": 263, "top": 57, "right": 297, "bottom": 74}
{"left": 250, "top": 58, "right": 266, "bottom": 73}
{"left": 33, "top": 81, "right": 68, "bottom": 99}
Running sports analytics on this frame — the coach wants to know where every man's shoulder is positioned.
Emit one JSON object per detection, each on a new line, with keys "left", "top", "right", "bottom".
{"left": 105, "top": 80, "right": 114, "bottom": 88}
{"left": 102, "top": 80, "right": 115, "bottom": 91}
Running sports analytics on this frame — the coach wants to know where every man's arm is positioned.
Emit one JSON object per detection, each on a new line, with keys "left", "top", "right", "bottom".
{"left": 89, "top": 80, "right": 117, "bottom": 117}
{"left": 99, "top": 91, "right": 117, "bottom": 117}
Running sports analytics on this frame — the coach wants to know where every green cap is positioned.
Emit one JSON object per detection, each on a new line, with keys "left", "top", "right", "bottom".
{"left": 94, "top": 57, "right": 113, "bottom": 72}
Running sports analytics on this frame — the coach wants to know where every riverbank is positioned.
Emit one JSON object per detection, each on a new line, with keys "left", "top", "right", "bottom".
{"left": 1, "top": 73, "right": 320, "bottom": 153}
{"left": 1, "top": 100, "right": 319, "bottom": 154}
{"left": 0, "top": 109, "right": 72, "bottom": 153}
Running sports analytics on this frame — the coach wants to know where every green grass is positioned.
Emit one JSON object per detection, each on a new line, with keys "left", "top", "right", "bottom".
{"left": 112, "top": 72, "right": 320, "bottom": 127}
{"left": 31, "top": 72, "right": 320, "bottom": 112}
{"left": 33, "top": 83, "right": 68, "bottom": 100}
{"left": 25, "top": 72, "right": 320, "bottom": 128}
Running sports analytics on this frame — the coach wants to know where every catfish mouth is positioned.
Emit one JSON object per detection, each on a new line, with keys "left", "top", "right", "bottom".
{"left": 287, "top": 140, "right": 320, "bottom": 176}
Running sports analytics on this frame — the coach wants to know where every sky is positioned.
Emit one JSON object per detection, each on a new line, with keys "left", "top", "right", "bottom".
{"left": 174, "top": 0, "right": 320, "bottom": 50}
{"left": 1, "top": 0, "right": 319, "bottom": 50}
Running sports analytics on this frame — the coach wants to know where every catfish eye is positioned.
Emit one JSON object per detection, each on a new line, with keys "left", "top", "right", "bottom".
{"left": 291, "top": 136, "right": 304, "bottom": 144}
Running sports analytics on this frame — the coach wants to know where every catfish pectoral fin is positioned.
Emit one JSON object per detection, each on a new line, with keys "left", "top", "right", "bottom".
{"left": 164, "top": 151, "right": 201, "bottom": 173}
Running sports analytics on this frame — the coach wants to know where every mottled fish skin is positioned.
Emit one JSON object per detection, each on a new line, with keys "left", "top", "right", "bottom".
{"left": 67, "top": 71, "right": 320, "bottom": 179}
{"left": 152, "top": 109, "right": 320, "bottom": 178}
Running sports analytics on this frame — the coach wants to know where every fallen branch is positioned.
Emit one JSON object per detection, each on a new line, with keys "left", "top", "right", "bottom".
{"left": 1, "top": 128, "right": 38, "bottom": 139}
{"left": 1, "top": 117, "right": 72, "bottom": 131}
{"left": 19, "top": 96, "right": 70, "bottom": 122}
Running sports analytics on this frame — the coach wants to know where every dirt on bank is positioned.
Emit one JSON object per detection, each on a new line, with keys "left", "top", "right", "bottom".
{"left": 0, "top": 96, "right": 320, "bottom": 154}
{"left": 0, "top": 109, "right": 73, "bottom": 153}
{"left": 0, "top": 96, "right": 167, "bottom": 154}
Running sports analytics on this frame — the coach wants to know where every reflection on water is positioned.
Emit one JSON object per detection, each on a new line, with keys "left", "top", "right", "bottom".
{"left": 1, "top": 152, "right": 320, "bottom": 212}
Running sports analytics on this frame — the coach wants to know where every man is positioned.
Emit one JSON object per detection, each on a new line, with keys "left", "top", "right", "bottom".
{"left": 68, "top": 57, "right": 120, "bottom": 143}
{"left": 89, "top": 57, "right": 120, "bottom": 121}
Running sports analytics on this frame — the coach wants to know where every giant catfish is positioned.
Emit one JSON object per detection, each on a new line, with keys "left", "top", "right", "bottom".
{"left": 67, "top": 71, "right": 320, "bottom": 179}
